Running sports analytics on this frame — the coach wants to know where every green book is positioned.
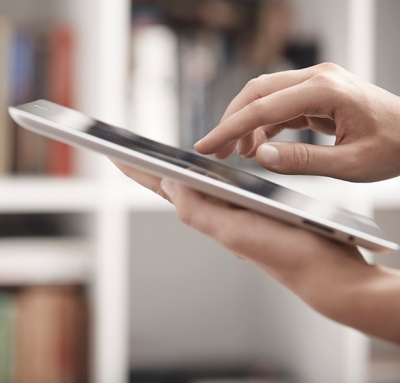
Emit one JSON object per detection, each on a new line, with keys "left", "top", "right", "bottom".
{"left": 0, "top": 293, "right": 16, "bottom": 383}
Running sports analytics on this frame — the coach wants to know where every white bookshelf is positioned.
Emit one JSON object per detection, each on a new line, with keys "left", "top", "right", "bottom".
{"left": 1, "top": 0, "right": 399, "bottom": 382}
{"left": 0, "top": 238, "right": 92, "bottom": 285}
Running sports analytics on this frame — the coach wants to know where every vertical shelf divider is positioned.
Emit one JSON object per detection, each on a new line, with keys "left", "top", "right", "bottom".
{"left": 347, "top": 0, "right": 376, "bottom": 83}
{"left": 87, "top": 0, "right": 131, "bottom": 382}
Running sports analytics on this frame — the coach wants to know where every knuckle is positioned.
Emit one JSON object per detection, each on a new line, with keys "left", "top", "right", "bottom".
{"left": 256, "top": 73, "right": 269, "bottom": 83}
{"left": 311, "top": 72, "right": 345, "bottom": 99}
{"left": 312, "top": 72, "right": 337, "bottom": 87}
{"left": 245, "top": 76, "right": 264, "bottom": 99}
{"left": 291, "top": 144, "right": 311, "bottom": 171}
{"left": 249, "top": 97, "right": 266, "bottom": 111}
{"left": 317, "top": 62, "right": 342, "bottom": 73}
{"left": 245, "top": 78, "right": 258, "bottom": 94}
{"left": 248, "top": 98, "right": 267, "bottom": 127}
{"left": 246, "top": 77, "right": 258, "bottom": 88}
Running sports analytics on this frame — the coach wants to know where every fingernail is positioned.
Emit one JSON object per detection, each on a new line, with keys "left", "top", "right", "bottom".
{"left": 260, "top": 144, "right": 279, "bottom": 166}
{"left": 161, "top": 179, "right": 176, "bottom": 198}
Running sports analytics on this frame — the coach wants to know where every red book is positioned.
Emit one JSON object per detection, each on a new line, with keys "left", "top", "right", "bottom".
{"left": 47, "top": 25, "right": 74, "bottom": 176}
{"left": 15, "top": 286, "right": 89, "bottom": 383}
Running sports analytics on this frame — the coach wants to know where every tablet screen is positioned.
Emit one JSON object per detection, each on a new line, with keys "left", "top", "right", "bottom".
{"left": 88, "top": 121, "right": 355, "bottom": 224}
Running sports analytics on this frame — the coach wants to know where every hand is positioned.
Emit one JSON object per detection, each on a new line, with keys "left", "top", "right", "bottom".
{"left": 159, "top": 179, "right": 400, "bottom": 345}
{"left": 114, "top": 160, "right": 365, "bottom": 289}
{"left": 113, "top": 161, "right": 400, "bottom": 344}
{"left": 113, "top": 161, "right": 362, "bottom": 284}
{"left": 194, "top": 63, "right": 400, "bottom": 182}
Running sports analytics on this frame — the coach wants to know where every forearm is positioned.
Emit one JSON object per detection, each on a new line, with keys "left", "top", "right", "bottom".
{"left": 299, "top": 258, "right": 400, "bottom": 344}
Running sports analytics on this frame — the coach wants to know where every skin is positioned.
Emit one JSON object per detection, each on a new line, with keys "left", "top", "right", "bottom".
{"left": 114, "top": 63, "right": 400, "bottom": 345}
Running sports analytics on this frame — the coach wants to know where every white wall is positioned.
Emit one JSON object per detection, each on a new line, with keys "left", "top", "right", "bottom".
{"left": 129, "top": 212, "right": 269, "bottom": 369}
{"left": 376, "top": 0, "right": 400, "bottom": 96}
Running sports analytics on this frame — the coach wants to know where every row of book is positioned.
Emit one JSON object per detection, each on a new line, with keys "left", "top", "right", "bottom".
{"left": 0, "top": 286, "right": 89, "bottom": 383}
{"left": 0, "top": 19, "right": 75, "bottom": 177}
{"left": 129, "top": 1, "right": 319, "bottom": 168}
{"left": 129, "top": 4, "right": 265, "bottom": 151}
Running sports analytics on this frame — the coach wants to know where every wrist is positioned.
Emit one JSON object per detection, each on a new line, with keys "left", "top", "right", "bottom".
{"left": 298, "top": 255, "right": 400, "bottom": 341}
{"left": 290, "top": 247, "right": 374, "bottom": 319}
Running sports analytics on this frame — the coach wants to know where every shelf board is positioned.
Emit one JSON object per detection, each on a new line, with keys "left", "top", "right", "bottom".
{"left": 0, "top": 176, "right": 173, "bottom": 213}
{"left": 0, "top": 176, "right": 99, "bottom": 212}
{"left": 0, "top": 237, "right": 92, "bottom": 285}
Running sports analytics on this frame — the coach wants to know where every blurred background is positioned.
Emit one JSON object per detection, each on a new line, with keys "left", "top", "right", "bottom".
{"left": 0, "top": 0, "right": 399, "bottom": 382}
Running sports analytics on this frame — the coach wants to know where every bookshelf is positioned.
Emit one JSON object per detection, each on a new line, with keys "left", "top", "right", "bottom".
{"left": 0, "top": 0, "right": 399, "bottom": 382}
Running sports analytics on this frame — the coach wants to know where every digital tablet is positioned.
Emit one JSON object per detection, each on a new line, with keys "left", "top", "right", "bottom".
{"left": 9, "top": 99, "right": 399, "bottom": 252}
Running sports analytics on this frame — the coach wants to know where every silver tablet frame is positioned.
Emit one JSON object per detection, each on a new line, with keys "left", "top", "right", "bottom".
{"left": 9, "top": 100, "right": 399, "bottom": 252}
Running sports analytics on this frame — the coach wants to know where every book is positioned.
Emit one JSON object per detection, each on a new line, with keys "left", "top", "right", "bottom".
{"left": 10, "top": 26, "right": 54, "bottom": 175}
{"left": 0, "top": 19, "right": 13, "bottom": 176}
{"left": 0, "top": 293, "right": 15, "bottom": 383}
{"left": 130, "top": 1, "right": 320, "bottom": 169}
{"left": 15, "top": 287, "right": 63, "bottom": 382}
{"left": 14, "top": 286, "right": 88, "bottom": 383}
{"left": 129, "top": 24, "right": 179, "bottom": 146}
{"left": 10, "top": 28, "right": 39, "bottom": 175}
{"left": 31, "top": 28, "right": 51, "bottom": 173}
{"left": 6, "top": 24, "right": 77, "bottom": 176}
{"left": 47, "top": 25, "right": 75, "bottom": 176}
{"left": 178, "top": 30, "right": 222, "bottom": 149}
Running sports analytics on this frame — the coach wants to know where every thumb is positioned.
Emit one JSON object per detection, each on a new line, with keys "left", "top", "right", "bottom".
{"left": 256, "top": 142, "right": 357, "bottom": 180}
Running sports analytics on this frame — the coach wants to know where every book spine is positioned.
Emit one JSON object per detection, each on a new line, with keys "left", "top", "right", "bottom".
{"left": 47, "top": 25, "right": 74, "bottom": 176}
{"left": 14, "top": 286, "right": 88, "bottom": 383}
{"left": 0, "top": 293, "right": 15, "bottom": 383}
{"left": 31, "top": 28, "right": 51, "bottom": 174}
{"left": 178, "top": 30, "right": 221, "bottom": 149}
{"left": 129, "top": 24, "right": 179, "bottom": 146}
{"left": 11, "top": 28, "right": 37, "bottom": 175}
{"left": 0, "top": 19, "right": 13, "bottom": 176}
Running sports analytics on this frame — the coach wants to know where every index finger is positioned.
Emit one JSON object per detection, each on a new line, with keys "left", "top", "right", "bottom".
{"left": 219, "top": 65, "right": 327, "bottom": 125}
{"left": 195, "top": 77, "right": 337, "bottom": 154}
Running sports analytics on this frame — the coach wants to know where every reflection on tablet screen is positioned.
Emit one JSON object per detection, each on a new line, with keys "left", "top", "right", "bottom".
{"left": 87, "top": 121, "right": 351, "bottom": 223}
